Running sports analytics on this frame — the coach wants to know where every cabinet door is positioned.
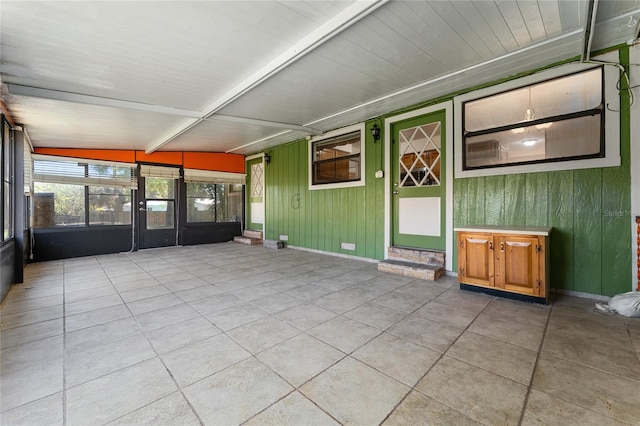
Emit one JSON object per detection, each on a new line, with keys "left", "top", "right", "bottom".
{"left": 458, "top": 233, "right": 494, "bottom": 287}
{"left": 495, "top": 235, "right": 541, "bottom": 295}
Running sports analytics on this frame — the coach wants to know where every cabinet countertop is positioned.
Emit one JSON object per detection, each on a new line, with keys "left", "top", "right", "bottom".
{"left": 454, "top": 225, "right": 552, "bottom": 236}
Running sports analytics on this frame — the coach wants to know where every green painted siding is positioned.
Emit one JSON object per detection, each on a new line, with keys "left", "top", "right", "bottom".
{"left": 263, "top": 124, "right": 385, "bottom": 260}
{"left": 453, "top": 163, "right": 631, "bottom": 297}
{"left": 257, "top": 46, "right": 633, "bottom": 297}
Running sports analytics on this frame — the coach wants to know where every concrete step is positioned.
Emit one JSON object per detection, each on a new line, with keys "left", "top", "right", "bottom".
{"left": 377, "top": 259, "right": 445, "bottom": 281}
{"left": 243, "top": 229, "right": 263, "bottom": 239}
{"left": 233, "top": 236, "right": 263, "bottom": 246}
{"left": 387, "top": 246, "right": 445, "bottom": 267}
{"left": 263, "top": 239, "right": 285, "bottom": 249}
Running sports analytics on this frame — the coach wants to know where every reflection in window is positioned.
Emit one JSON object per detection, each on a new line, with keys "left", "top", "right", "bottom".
{"left": 312, "top": 131, "right": 361, "bottom": 185}
{"left": 186, "top": 183, "right": 243, "bottom": 223}
{"left": 89, "top": 186, "right": 131, "bottom": 225}
{"left": 33, "top": 182, "right": 86, "bottom": 227}
{"left": 399, "top": 122, "right": 441, "bottom": 187}
{"left": 462, "top": 67, "right": 603, "bottom": 170}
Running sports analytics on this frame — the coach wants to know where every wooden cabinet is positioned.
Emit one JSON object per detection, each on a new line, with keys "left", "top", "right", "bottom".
{"left": 455, "top": 226, "right": 551, "bottom": 302}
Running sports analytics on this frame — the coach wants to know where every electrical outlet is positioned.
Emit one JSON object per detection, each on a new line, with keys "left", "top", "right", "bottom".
{"left": 375, "top": 170, "right": 384, "bottom": 178}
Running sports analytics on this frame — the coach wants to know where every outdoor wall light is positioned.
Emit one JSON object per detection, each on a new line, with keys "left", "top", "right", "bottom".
{"left": 370, "top": 123, "right": 381, "bottom": 142}
{"left": 264, "top": 152, "right": 271, "bottom": 164}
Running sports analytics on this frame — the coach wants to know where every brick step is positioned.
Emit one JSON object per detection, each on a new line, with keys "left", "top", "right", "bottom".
{"left": 377, "top": 259, "right": 445, "bottom": 281}
{"left": 243, "top": 229, "right": 263, "bottom": 239}
{"left": 263, "top": 239, "right": 285, "bottom": 249}
{"left": 233, "top": 236, "right": 263, "bottom": 246}
{"left": 387, "top": 246, "right": 445, "bottom": 267}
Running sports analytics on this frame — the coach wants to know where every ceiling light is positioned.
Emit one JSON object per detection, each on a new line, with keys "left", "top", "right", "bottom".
{"left": 522, "top": 139, "right": 537, "bottom": 147}
{"left": 535, "top": 122, "right": 552, "bottom": 130}
{"left": 511, "top": 128, "right": 525, "bottom": 134}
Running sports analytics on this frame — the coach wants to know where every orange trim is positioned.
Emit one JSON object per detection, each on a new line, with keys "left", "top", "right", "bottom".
{"left": 135, "top": 151, "right": 183, "bottom": 165}
{"left": 32, "top": 148, "right": 245, "bottom": 174}
{"left": 34, "top": 148, "right": 135, "bottom": 163}
{"left": 183, "top": 152, "right": 245, "bottom": 174}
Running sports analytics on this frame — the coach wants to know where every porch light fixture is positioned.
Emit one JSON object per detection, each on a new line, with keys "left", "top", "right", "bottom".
{"left": 264, "top": 152, "right": 271, "bottom": 164}
{"left": 370, "top": 123, "right": 381, "bottom": 142}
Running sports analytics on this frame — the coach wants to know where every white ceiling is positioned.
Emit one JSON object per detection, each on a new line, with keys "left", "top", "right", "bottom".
{"left": 1, "top": 0, "right": 639, "bottom": 156}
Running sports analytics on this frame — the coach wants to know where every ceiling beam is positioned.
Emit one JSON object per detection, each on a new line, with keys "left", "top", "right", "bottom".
{"left": 228, "top": 28, "right": 584, "bottom": 154}
{"left": 7, "top": 84, "right": 322, "bottom": 137}
{"left": 210, "top": 115, "right": 322, "bottom": 135}
{"left": 145, "top": 0, "right": 389, "bottom": 154}
{"left": 7, "top": 84, "right": 201, "bottom": 118}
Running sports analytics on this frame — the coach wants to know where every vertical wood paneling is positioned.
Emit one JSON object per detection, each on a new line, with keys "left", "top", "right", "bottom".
{"left": 525, "top": 173, "right": 549, "bottom": 226}
{"left": 484, "top": 175, "right": 504, "bottom": 225}
{"left": 504, "top": 174, "right": 526, "bottom": 225}
{"left": 548, "top": 170, "right": 574, "bottom": 291}
{"left": 602, "top": 168, "right": 632, "bottom": 295}
{"left": 452, "top": 177, "right": 469, "bottom": 269}
{"left": 572, "top": 169, "right": 603, "bottom": 295}
{"left": 467, "top": 177, "right": 486, "bottom": 225}
{"left": 264, "top": 125, "right": 385, "bottom": 260}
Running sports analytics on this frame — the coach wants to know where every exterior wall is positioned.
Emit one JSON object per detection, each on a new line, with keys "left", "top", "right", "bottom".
{"left": 261, "top": 46, "right": 633, "bottom": 297}
{"left": 453, "top": 167, "right": 631, "bottom": 297}
{"left": 264, "top": 122, "right": 385, "bottom": 260}
{"left": 453, "top": 47, "right": 632, "bottom": 297}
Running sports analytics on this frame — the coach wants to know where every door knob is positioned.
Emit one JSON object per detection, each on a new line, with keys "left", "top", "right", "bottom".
{"left": 393, "top": 191, "right": 399, "bottom": 194}
{"left": 139, "top": 208, "right": 146, "bottom": 211}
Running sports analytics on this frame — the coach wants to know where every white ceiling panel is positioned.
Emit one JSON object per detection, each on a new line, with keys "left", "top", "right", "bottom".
{"left": 1, "top": 1, "right": 638, "bottom": 156}
{"left": 7, "top": 96, "right": 187, "bottom": 150}
{"left": 161, "top": 118, "right": 306, "bottom": 153}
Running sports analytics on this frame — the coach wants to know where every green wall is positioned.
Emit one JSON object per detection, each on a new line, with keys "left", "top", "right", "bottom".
{"left": 263, "top": 123, "right": 385, "bottom": 260}
{"left": 258, "top": 46, "right": 633, "bottom": 296}
{"left": 452, "top": 47, "right": 632, "bottom": 297}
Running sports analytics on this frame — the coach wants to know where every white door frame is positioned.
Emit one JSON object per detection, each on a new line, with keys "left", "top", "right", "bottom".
{"left": 631, "top": 45, "right": 639, "bottom": 292}
{"left": 246, "top": 153, "right": 266, "bottom": 235}
{"left": 384, "top": 101, "right": 454, "bottom": 272}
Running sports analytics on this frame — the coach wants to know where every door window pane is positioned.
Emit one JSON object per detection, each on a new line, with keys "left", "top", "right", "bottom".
{"left": 145, "top": 177, "right": 175, "bottom": 199}
{"left": 399, "top": 122, "right": 441, "bottom": 187}
{"left": 146, "top": 200, "right": 174, "bottom": 229}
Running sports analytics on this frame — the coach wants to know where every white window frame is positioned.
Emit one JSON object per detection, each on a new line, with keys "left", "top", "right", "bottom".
{"left": 454, "top": 52, "right": 620, "bottom": 178}
{"left": 309, "top": 122, "right": 366, "bottom": 190}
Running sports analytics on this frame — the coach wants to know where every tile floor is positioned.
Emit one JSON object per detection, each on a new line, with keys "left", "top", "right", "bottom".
{"left": 1, "top": 243, "right": 639, "bottom": 425}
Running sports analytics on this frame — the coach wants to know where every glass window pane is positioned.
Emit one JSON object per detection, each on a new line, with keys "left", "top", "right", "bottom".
{"left": 4, "top": 123, "right": 10, "bottom": 182}
{"left": 187, "top": 183, "right": 216, "bottom": 223}
{"left": 88, "top": 164, "right": 132, "bottom": 180}
{"left": 464, "top": 115, "right": 601, "bottom": 169}
{"left": 33, "top": 182, "right": 85, "bottom": 227}
{"left": 146, "top": 200, "right": 174, "bottom": 229}
{"left": 399, "top": 123, "right": 441, "bottom": 187}
{"left": 465, "top": 68, "right": 602, "bottom": 132}
{"left": 3, "top": 181, "right": 9, "bottom": 240}
{"left": 225, "top": 184, "right": 243, "bottom": 222}
{"left": 312, "top": 130, "right": 362, "bottom": 185}
{"left": 145, "top": 177, "right": 175, "bottom": 199}
{"left": 88, "top": 186, "right": 131, "bottom": 225}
